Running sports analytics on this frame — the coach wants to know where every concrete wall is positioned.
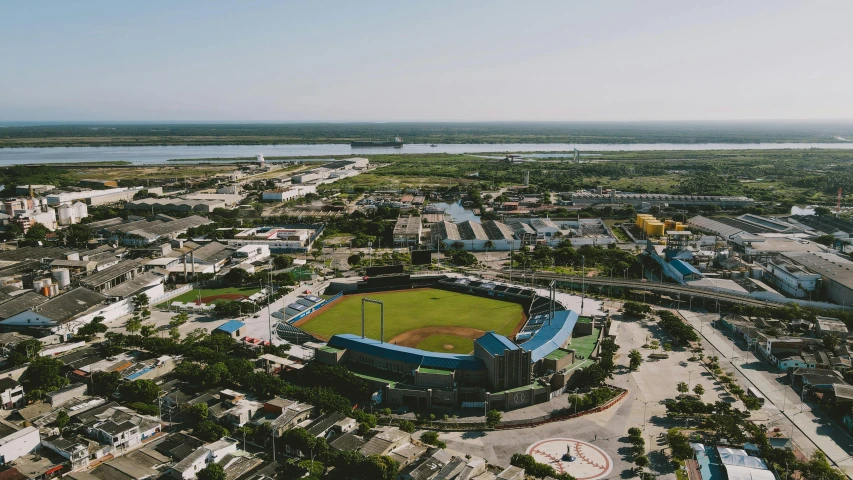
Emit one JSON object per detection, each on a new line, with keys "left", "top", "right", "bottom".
{"left": 0, "top": 427, "right": 40, "bottom": 463}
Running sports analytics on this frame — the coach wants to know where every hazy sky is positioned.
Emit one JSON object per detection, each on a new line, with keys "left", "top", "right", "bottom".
{"left": 2, "top": 1, "right": 851, "bottom": 122}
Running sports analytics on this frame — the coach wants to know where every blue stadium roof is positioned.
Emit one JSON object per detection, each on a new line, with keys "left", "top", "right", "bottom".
{"left": 671, "top": 259, "right": 702, "bottom": 276}
{"left": 328, "top": 334, "right": 485, "bottom": 370}
{"left": 520, "top": 310, "right": 579, "bottom": 362}
{"left": 215, "top": 320, "right": 245, "bottom": 334}
{"left": 475, "top": 331, "right": 519, "bottom": 356}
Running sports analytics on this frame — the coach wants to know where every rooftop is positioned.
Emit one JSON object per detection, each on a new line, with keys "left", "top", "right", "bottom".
{"left": 215, "top": 320, "right": 246, "bottom": 333}
{"left": 29, "top": 287, "right": 107, "bottom": 324}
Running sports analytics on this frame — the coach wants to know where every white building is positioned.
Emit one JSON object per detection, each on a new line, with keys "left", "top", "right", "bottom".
{"left": 169, "top": 438, "right": 238, "bottom": 480}
{"left": 0, "top": 426, "right": 41, "bottom": 464}
{"left": 231, "top": 244, "right": 270, "bottom": 264}
{"left": 229, "top": 226, "right": 318, "bottom": 252}
{"left": 0, "top": 378, "right": 24, "bottom": 409}
{"left": 261, "top": 185, "right": 317, "bottom": 202}
{"left": 763, "top": 258, "right": 822, "bottom": 298}
{"left": 46, "top": 187, "right": 142, "bottom": 206}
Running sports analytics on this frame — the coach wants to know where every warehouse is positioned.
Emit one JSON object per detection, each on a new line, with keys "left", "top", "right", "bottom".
{"left": 46, "top": 187, "right": 142, "bottom": 206}
{"left": 781, "top": 252, "right": 853, "bottom": 307}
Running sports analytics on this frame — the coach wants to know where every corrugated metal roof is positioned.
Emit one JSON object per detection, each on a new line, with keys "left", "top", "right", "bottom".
{"left": 215, "top": 320, "right": 245, "bottom": 333}
{"left": 475, "top": 332, "right": 519, "bottom": 356}
{"left": 520, "top": 310, "right": 578, "bottom": 362}
{"left": 671, "top": 259, "right": 702, "bottom": 276}
{"left": 328, "top": 334, "right": 484, "bottom": 370}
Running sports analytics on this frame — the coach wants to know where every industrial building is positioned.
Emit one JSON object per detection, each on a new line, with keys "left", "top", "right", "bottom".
{"left": 392, "top": 215, "right": 423, "bottom": 246}
{"left": 261, "top": 185, "right": 318, "bottom": 202}
{"left": 781, "top": 252, "right": 853, "bottom": 306}
{"left": 125, "top": 197, "right": 227, "bottom": 214}
{"left": 568, "top": 191, "right": 755, "bottom": 208}
{"left": 763, "top": 257, "right": 822, "bottom": 298}
{"left": 228, "top": 225, "right": 323, "bottom": 252}
{"left": 46, "top": 187, "right": 142, "bottom": 206}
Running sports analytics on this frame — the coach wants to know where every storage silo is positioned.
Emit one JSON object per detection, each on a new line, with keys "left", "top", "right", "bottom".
{"left": 57, "top": 204, "right": 73, "bottom": 226}
{"left": 73, "top": 201, "right": 88, "bottom": 220}
{"left": 66, "top": 252, "right": 80, "bottom": 261}
{"left": 33, "top": 279, "right": 44, "bottom": 292}
{"left": 52, "top": 268, "right": 71, "bottom": 288}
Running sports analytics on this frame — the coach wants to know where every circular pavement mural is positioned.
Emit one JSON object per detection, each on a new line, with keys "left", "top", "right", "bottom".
{"left": 526, "top": 438, "right": 613, "bottom": 480}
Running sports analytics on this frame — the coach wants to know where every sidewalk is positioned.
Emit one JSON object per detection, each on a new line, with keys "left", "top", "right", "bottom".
{"left": 680, "top": 309, "right": 853, "bottom": 479}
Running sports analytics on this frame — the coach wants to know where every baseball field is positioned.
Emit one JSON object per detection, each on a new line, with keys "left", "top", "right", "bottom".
{"left": 294, "top": 288, "right": 526, "bottom": 354}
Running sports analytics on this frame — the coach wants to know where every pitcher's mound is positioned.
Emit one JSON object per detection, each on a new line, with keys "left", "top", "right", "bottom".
{"left": 443, "top": 344, "right": 455, "bottom": 350}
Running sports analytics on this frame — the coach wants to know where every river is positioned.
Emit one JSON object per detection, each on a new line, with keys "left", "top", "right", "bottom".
{"left": 1, "top": 142, "right": 853, "bottom": 166}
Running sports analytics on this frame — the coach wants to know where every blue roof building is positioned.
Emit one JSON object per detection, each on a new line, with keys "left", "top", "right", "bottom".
{"left": 671, "top": 259, "right": 703, "bottom": 280}
{"left": 328, "top": 334, "right": 485, "bottom": 370}
{"left": 475, "top": 332, "right": 519, "bottom": 356}
{"left": 214, "top": 320, "right": 246, "bottom": 336}
{"left": 519, "top": 310, "right": 578, "bottom": 362}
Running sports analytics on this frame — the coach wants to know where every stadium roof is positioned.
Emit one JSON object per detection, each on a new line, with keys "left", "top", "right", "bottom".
{"left": 520, "top": 310, "right": 579, "bottom": 362}
{"left": 475, "top": 332, "right": 519, "bottom": 356}
{"left": 215, "top": 320, "right": 245, "bottom": 334}
{"left": 328, "top": 334, "right": 485, "bottom": 370}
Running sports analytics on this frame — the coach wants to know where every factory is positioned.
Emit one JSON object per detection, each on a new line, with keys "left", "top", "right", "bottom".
{"left": 261, "top": 185, "right": 318, "bottom": 202}
{"left": 46, "top": 187, "right": 142, "bottom": 206}
{"left": 568, "top": 191, "right": 755, "bottom": 208}
{"left": 3, "top": 197, "right": 89, "bottom": 232}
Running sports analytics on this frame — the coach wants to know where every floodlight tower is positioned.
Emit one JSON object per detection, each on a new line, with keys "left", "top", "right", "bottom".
{"left": 361, "top": 298, "right": 385, "bottom": 342}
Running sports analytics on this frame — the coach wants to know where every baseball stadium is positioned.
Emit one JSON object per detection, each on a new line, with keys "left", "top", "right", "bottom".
{"left": 275, "top": 273, "right": 606, "bottom": 412}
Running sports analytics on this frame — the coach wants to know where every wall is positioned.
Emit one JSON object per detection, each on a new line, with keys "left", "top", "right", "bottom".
{"left": 0, "top": 427, "right": 40, "bottom": 463}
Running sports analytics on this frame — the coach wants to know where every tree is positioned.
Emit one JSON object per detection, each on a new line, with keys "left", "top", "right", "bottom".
{"left": 623, "top": 301, "right": 651, "bottom": 318}
{"left": 55, "top": 410, "right": 70, "bottom": 429}
{"left": 195, "top": 420, "right": 230, "bottom": 442}
{"left": 272, "top": 254, "right": 294, "bottom": 269}
{"left": 197, "top": 464, "right": 226, "bottom": 480}
{"left": 92, "top": 371, "right": 122, "bottom": 397}
{"left": 24, "top": 222, "right": 50, "bottom": 242}
{"left": 188, "top": 403, "right": 210, "bottom": 425}
{"left": 824, "top": 332, "right": 842, "bottom": 351}
{"left": 77, "top": 318, "right": 108, "bottom": 340}
{"left": 224, "top": 267, "right": 251, "bottom": 286}
{"left": 119, "top": 379, "right": 160, "bottom": 404}
{"left": 634, "top": 455, "right": 649, "bottom": 469}
{"left": 169, "top": 312, "right": 189, "bottom": 329}
{"left": 575, "top": 363, "right": 609, "bottom": 389}
{"left": 677, "top": 382, "right": 689, "bottom": 395}
{"left": 629, "top": 349, "right": 643, "bottom": 371}
{"left": 10, "top": 338, "right": 43, "bottom": 366}
{"left": 169, "top": 327, "right": 180, "bottom": 340}
{"left": 202, "top": 362, "right": 231, "bottom": 387}
{"left": 420, "top": 431, "right": 446, "bottom": 448}
{"left": 398, "top": 420, "right": 416, "bottom": 433}
{"left": 139, "top": 324, "right": 156, "bottom": 338}
{"left": 693, "top": 384, "right": 705, "bottom": 396}
{"left": 485, "top": 409, "right": 502, "bottom": 428}
{"left": 23, "top": 357, "right": 68, "bottom": 393}
{"left": 125, "top": 316, "right": 142, "bottom": 335}
{"left": 132, "top": 293, "right": 149, "bottom": 311}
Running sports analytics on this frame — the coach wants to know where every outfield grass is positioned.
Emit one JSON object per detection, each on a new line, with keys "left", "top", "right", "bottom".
{"left": 298, "top": 288, "right": 525, "bottom": 353}
{"left": 415, "top": 334, "right": 475, "bottom": 354}
{"left": 158, "top": 286, "right": 261, "bottom": 308}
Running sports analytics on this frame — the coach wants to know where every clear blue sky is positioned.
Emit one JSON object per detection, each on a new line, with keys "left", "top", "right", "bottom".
{"left": 1, "top": 1, "right": 851, "bottom": 122}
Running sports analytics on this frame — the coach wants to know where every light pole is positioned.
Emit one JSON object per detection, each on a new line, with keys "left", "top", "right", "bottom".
{"left": 687, "top": 370, "right": 695, "bottom": 392}
{"left": 637, "top": 398, "right": 652, "bottom": 431}
{"left": 581, "top": 255, "right": 586, "bottom": 314}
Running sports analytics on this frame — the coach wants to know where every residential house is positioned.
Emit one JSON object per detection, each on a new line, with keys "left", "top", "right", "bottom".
{"left": 81, "top": 403, "right": 161, "bottom": 454}
{"left": 0, "top": 378, "right": 24, "bottom": 409}
{"left": 816, "top": 317, "right": 850, "bottom": 339}
{"left": 169, "top": 438, "right": 238, "bottom": 480}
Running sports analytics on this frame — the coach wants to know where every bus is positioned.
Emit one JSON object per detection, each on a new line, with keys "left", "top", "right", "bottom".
{"left": 747, "top": 387, "right": 765, "bottom": 405}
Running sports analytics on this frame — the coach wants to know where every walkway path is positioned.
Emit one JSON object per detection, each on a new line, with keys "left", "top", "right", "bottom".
{"left": 680, "top": 310, "right": 853, "bottom": 479}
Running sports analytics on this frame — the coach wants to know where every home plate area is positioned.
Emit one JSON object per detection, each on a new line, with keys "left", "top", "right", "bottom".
{"left": 526, "top": 438, "right": 613, "bottom": 480}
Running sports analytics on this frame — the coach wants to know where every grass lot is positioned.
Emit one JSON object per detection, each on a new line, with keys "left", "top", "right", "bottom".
{"left": 416, "top": 334, "right": 476, "bottom": 354}
{"left": 298, "top": 288, "right": 525, "bottom": 353}
{"left": 570, "top": 327, "right": 601, "bottom": 358}
{"left": 158, "top": 286, "right": 261, "bottom": 308}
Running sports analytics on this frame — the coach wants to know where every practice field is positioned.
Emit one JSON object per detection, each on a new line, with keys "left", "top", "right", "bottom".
{"left": 295, "top": 288, "right": 526, "bottom": 354}
{"left": 158, "top": 286, "right": 261, "bottom": 308}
